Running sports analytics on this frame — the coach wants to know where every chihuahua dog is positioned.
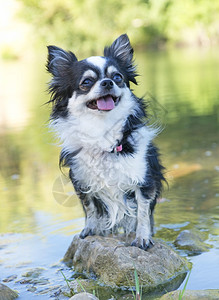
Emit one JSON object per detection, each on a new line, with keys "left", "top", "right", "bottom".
{"left": 47, "top": 34, "right": 165, "bottom": 250}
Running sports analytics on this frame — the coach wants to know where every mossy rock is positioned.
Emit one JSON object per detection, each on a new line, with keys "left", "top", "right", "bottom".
{"left": 160, "top": 289, "right": 219, "bottom": 299}
{"left": 0, "top": 283, "right": 18, "bottom": 300}
{"left": 64, "top": 235, "right": 191, "bottom": 297}
{"left": 174, "top": 229, "right": 212, "bottom": 255}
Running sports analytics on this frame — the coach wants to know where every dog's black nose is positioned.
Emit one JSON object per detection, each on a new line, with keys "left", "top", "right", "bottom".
{"left": 101, "top": 79, "right": 114, "bottom": 90}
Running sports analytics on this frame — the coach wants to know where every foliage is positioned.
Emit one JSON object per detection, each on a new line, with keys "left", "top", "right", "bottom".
{"left": 18, "top": 0, "right": 219, "bottom": 55}
{"left": 134, "top": 269, "right": 142, "bottom": 300}
{"left": 178, "top": 270, "right": 191, "bottom": 300}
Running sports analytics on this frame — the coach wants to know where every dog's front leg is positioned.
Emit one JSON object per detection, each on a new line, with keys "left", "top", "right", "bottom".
{"left": 80, "top": 196, "right": 99, "bottom": 239}
{"left": 131, "top": 189, "right": 155, "bottom": 250}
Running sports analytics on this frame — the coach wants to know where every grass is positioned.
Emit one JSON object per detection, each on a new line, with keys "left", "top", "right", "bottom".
{"left": 60, "top": 270, "right": 101, "bottom": 298}
{"left": 178, "top": 270, "right": 191, "bottom": 300}
{"left": 126, "top": 269, "right": 143, "bottom": 300}
{"left": 60, "top": 270, "right": 74, "bottom": 297}
{"left": 60, "top": 270, "right": 71, "bottom": 291}
{"left": 60, "top": 270, "right": 87, "bottom": 296}
{"left": 75, "top": 278, "right": 86, "bottom": 292}
{"left": 130, "top": 268, "right": 191, "bottom": 300}
{"left": 61, "top": 268, "right": 191, "bottom": 299}
{"left": 134, "top": 269, "right": 142, "bottom": 300}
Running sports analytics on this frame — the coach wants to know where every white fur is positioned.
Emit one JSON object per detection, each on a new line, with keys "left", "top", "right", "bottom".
{"left": 80, "top": 70, "right": 97, "bottom": 83}
{"left": 51, "top": 88, "right": 156, "bottom": 230}
{"left": 67, "top": 70, "right": 123, "bottom": 120}
{"left": 86, "top": 56, "right": 106, "bottom": 72}
{"left": 107, "top": 65, "right": 119, "bottom": 75}
{"left": 73, "top": 125, "right": 155, "bottom": 229}
{"left": 65, "top": 87, "right": 135, "bottom": 150}
{"left": 50, "top": 55, "right": 157, "bottom": 233}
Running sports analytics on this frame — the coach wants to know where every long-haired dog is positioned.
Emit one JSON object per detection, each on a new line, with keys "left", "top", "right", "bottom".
{"left": 46, "top": 34, "right": 165, "bottom": 250}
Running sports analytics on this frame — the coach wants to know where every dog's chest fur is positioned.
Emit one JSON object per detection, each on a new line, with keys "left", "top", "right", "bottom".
{"left": 53, "top": 113, "right": 156, "bottom": 227}
{"left": 53, "top": 114, "right": 155, "bottom": 191}
{"left": 71, "top": 126, "right": 155, "bottom": 227}
{"left": 74, "top": 131, "right": 147, "bottom": 191}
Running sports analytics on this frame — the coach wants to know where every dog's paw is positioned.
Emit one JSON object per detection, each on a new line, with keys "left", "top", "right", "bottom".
{"left": 79, "top": 227, "right": 95, "bottom": 239}
{"left": 131, "top": 236, "right": 154, "bottom": 250}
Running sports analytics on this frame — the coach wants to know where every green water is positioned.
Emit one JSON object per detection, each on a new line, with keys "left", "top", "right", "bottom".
{"left": 0, "top": 48, "right": 219, "bottom": 299}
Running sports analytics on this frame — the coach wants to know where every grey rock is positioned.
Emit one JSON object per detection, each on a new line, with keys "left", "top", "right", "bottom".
{"left": 69, "top": 292, "right": 99, "bottom": 299}
{"left": 160, "top": 289, "right": 219, "bottom": 299}
{"left": 27, "top": 285, "right": 37, "bottom": 292}
{"left": 19, "top": 267, "right": 49, "bottom": 285}
{"left": 174, "top": 229, "right": 212, "bottom": 255}
{"left": 66, "top": 279, "right": 97, "bottom": 294}
{"left": 22, "top": 267, "right": 45, "bottom": 278}
{"left": 0, "top": 283, "right": 18, "bottom": 300}
{"left": 2, "top": 275, "right": 17, "bottom": 283}
{"left": 61, "top": 278, "right": 112, "bottom": 299}
{"left": 64, "top": 235, "right": 190, "bottom": 295}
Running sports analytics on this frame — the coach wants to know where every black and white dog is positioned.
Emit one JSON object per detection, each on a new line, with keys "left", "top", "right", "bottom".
{"left": 47, "top": 34, "right": 165, "bottom": 250}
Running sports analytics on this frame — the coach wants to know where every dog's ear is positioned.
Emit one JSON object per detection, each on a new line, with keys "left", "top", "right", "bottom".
{"left": 46, "top": 46, "right": 78, "bottom": 102}
{"left": 104, "top": 34, "right": 137, "bottom": 85}
{"left": 104, "top": 34, "right": 133, "bottom": 65}
{"left": 46, "top": 46, "right": 77, "bottom": 77}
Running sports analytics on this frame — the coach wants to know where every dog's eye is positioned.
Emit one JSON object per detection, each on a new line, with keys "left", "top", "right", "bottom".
{"left": 82, "top": 78, "right": 93, "bottom": 86}
{"left": 113, "top": 73, "right": 123, "bottom": 83}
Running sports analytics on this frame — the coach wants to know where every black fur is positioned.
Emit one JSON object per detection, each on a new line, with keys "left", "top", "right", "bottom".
{"left": 47, "top": 34, "right": 166, "bottom": 250}
{"left": 104, "top": 34, "right": 138, "bottom": 86}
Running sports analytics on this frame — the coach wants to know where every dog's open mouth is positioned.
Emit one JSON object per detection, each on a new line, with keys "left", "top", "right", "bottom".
{"left": 86, "top": 95, "right": 120, "bottom": 111}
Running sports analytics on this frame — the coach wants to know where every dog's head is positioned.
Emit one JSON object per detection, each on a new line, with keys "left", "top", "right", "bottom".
{"left": 47, "top": 34, "right": 138, "bottom": 117}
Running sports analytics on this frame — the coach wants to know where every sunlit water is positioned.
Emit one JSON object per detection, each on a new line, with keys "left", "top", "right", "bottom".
{"left": 0, "top": 48, "right": 219, "bottom": 299}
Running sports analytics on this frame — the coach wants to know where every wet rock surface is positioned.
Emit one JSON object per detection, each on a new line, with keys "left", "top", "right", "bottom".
{"left": 0, "top": 283, "right": 18, "bottom": 300}
{"left": 160, "top": 289, "right": 219, "bottom": 299}
{"left": 2, "top": 275, "right": 18, "bottom": 283}
{"left": 17, "top": 267, "right": 49, "bottom": 285}
{"left": 174, "top": 229, "right": 212, "bottom": 255}
{"left": 64, "top": 234, "right": 190, "bottom": 297}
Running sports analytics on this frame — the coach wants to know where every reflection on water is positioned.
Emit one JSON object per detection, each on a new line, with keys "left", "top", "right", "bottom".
{"left": 0, "top": 49, "right": 219, "bottom": 298}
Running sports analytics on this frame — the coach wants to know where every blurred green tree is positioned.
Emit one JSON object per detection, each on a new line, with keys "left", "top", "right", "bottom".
{"left": 18, "top": 0, "right": 219, "bottom": 54}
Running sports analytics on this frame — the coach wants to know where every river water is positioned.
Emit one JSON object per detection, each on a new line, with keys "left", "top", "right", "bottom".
{"left": 0, "top": 48, "right": 219, "bottom": 299}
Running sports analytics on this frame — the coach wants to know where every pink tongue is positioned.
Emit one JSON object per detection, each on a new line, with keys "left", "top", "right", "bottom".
{"left": 97, "top": 96, "right": 115, "bottom": 111}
